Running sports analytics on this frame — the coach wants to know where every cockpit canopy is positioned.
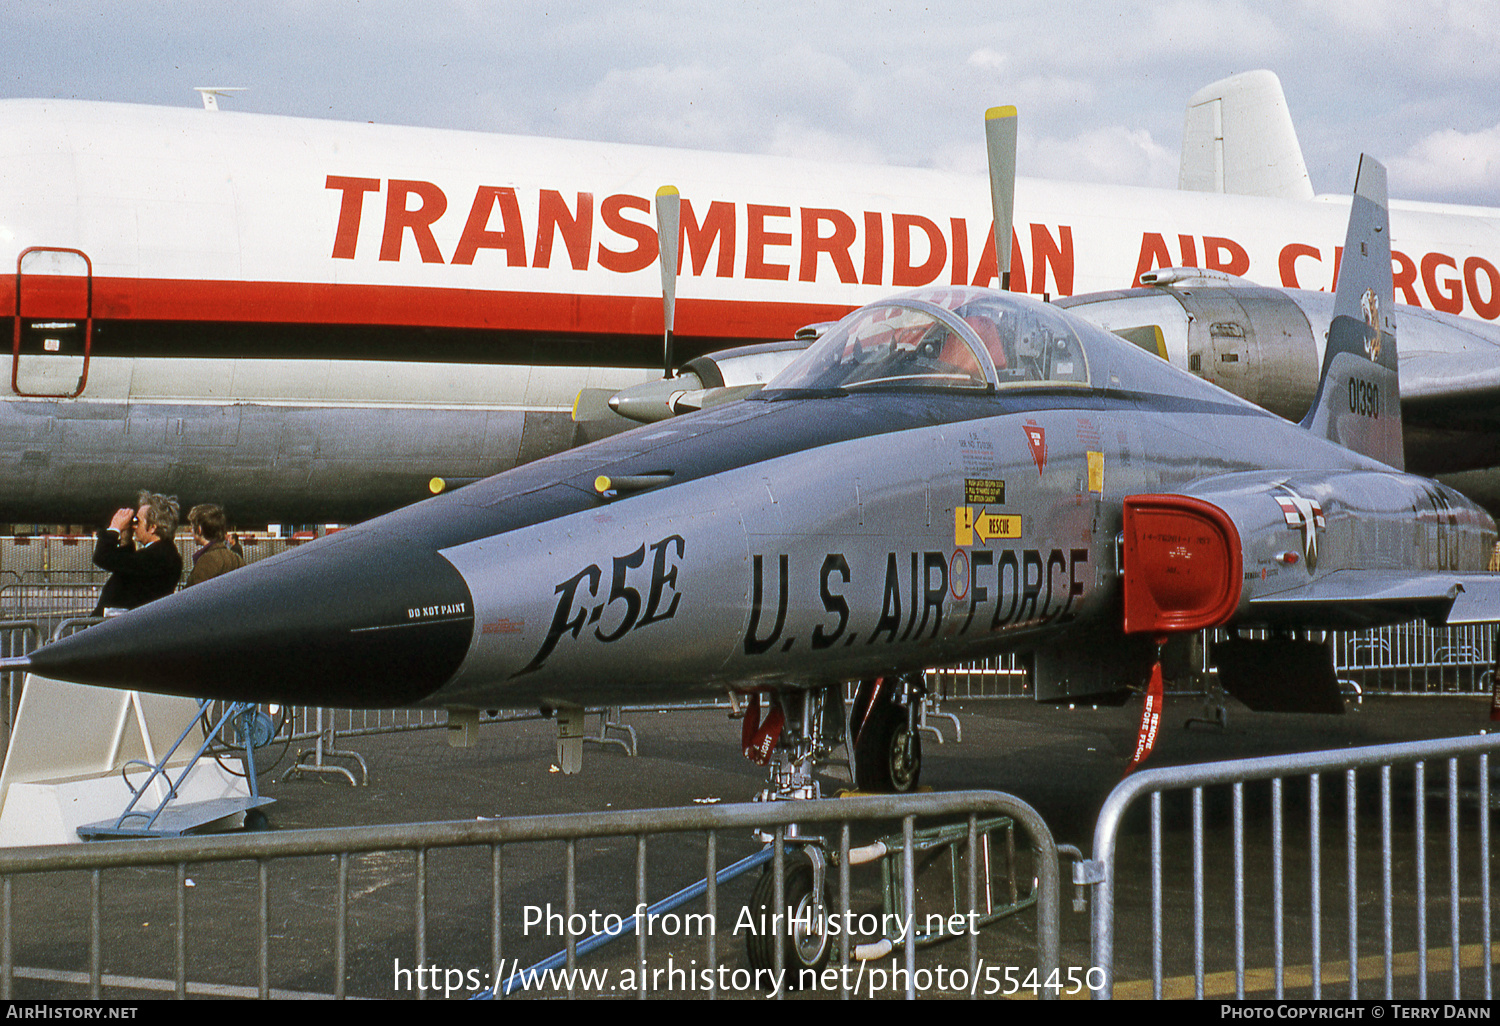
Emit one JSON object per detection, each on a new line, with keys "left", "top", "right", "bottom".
{"left": 766, "top": 287, "right": 1091, "bottom": 393}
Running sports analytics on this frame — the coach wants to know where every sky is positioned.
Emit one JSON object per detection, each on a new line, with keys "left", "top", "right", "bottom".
{"left": 2, "top": 0, "right": 1497, "bottom": 206}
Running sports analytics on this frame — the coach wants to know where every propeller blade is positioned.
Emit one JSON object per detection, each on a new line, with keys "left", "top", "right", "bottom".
{"left": 656, "top": 185, "right": 680, "bottom": 377}
{"left": 985, "top": 106, "right": 1017, "bottom": 291}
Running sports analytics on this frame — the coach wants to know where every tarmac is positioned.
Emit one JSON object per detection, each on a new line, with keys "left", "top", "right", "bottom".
{"left": 8, "top": 692, "right": 1499, "bottom": 1000}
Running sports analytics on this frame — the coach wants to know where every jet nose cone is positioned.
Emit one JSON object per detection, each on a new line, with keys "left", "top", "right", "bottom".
{"left": 27, "top": 528, "right": 475, "bottom": 707}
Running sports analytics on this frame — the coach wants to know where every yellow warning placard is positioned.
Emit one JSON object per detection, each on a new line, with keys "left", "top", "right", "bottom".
{"left": 955, "top": 506, "right": 973, "bottom": 547}
{"left": 955, "top": 506, "right": 1021, "bottom": 546}
{"left": 965, "top": 478, "right": 1006, "bottom": 505}
{"left": 1087, "top": 451, "right": 1104, "bottom": 494}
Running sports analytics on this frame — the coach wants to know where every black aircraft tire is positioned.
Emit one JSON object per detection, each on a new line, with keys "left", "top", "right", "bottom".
{"left": 745, "top": 859, "right": 831, "bottom": 986}
{"left": 853, "top": 690, "right": 922, "bottom": 793}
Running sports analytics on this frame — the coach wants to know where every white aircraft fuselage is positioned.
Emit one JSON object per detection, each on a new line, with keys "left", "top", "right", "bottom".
{"left": 2, "top": 99, "right": 1497, "bottom": 522}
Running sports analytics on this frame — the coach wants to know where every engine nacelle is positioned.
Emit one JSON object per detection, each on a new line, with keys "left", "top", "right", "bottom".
{"left": 1058, "top": 279, "right": 1320, "bottom": 421}
{"left": 606, "top": 337, "right": 819, "bottom": 423}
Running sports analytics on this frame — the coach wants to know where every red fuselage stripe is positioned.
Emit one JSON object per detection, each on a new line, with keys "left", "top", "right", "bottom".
{"left": 6, "top": 276, "right": 853, "bottom": 341}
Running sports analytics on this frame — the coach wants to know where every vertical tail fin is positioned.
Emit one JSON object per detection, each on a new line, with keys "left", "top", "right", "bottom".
{"left": 1179, "top": 71, "right": 1314, "bottom": 200}
{"left": 1299, "top": 156, "right": 1402, "bottom": 469}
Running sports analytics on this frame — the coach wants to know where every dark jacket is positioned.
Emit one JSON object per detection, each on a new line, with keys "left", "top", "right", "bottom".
{"left": 92, "top": 531, "right": 183, "bottom": 616}
{"left": 186, "top": 541, "right": 245, "bottom": 586}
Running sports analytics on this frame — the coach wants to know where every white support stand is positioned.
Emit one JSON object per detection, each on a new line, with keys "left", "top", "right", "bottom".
{"left": 0, "top": 675, "right": 254, "bottom": 847}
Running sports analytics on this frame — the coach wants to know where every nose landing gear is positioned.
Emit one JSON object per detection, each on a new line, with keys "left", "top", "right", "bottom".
{"left": 735, "top": 674, "right": 925, "bottom": 984}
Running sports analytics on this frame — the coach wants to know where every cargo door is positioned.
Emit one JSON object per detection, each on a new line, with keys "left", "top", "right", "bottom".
{"left": 13, "top": 247, "right": 92, "bottom": 398}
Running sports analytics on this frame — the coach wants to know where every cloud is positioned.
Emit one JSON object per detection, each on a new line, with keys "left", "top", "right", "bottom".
{"left": 2, "top": 1, "right": 1498, "bottom": 204}
{"left": 1301, "top": 0, "right": 1500, "bottom": 59}
{"left": 1130, "top": 0, "right": 1285, "bottom": 56}
{"left": 763, "top": 123, "right": 886, "bottom": 165}
{"left": 1387, "top": 124, "right": 1500, "bottom": 206}
{"left": 552, "top": 41, "right": 894, "bottom": 160}
{"left": 1024, "top": 126, "right": 1178, "bottom": 188}
{"left": 966, "top": 49, "right": 1007, "bottom": 74}
{"left": 989, "top": 0, "right": 1285, "bottom": 75}
{"left": 565, "top": 62, "right": 742, "bottom": 150}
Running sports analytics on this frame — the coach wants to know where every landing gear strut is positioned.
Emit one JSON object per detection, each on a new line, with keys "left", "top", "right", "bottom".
{"left": 734, "top": 677, "right": 924, "bottom": 985}
{"left": 736, "top": 685, "right": 842, "bottom": 983}
{"left": 739, "top": 685, "right": 845, "bottom": 803}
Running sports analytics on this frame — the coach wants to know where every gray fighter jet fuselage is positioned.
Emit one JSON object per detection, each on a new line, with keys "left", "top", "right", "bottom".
{"left": 14, "top": 150, "right": 1487, "bottom": 987}
{"left": 18, "top": 159, "right": 1500, "bottom": 725}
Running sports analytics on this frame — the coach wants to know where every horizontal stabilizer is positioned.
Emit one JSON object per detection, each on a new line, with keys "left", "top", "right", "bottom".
{"left": 1442, "top": 576, "right": 1500, "bottom": 624}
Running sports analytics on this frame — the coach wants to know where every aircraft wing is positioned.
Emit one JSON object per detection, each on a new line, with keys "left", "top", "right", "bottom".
{"left": 1390, "top": 306, "right": 1500, "bottom": 480}
{"left": 1246, "top": 569, "right": 1500, "bottom": 627}
{"left": 1402, "top": 305, "right": 1500, "bottom": 409}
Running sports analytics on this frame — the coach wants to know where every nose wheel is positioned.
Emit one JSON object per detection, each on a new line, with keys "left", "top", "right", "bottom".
{"left": 745, "top": 850, "right": 832, "bottom": 983}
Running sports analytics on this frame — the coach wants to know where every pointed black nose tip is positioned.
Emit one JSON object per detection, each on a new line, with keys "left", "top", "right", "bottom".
{"left": 27, "top": 529, "right": 475, "bottom": 708}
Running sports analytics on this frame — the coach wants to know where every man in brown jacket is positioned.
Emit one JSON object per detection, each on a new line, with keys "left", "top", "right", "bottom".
{"left": 185, "top": 504, "right": 246, "bottom": 586}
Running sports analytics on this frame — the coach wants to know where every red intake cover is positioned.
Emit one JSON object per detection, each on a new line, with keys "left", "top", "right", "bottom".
{"left": 1122, "top": 495, "right": 1243, "bottom": 634}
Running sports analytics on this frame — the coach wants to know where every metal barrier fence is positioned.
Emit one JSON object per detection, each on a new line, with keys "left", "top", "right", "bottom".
{"left": 0, "top": 534, "right": 300, "bottom": 577}
{"left": 1334, "top": 622, "right": 1495, "bottom": 695}
{"left": 927, "top": 652, "right": 1031, "bottom": 700}
{"left": 926, "top": 624, "right": 1499, "bottom": 702}
{"left": 0, "top": 535, "right": 107, "bottom": 581}
{"left": 0, "top": 622, "right": 41, "bottom": 758}
{"left": 0, "top": 535, "right": 301, "bottom": 620}
{"left": 0, "top": 791, "right": 1059, "bottom": 1000}
{"left": 1087, "top": 732, "right": 1500, "bottom": 1000}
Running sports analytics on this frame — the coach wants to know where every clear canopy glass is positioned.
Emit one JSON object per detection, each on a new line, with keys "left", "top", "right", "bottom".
{"left": 767, "top": 287, "right": 1090, "bottom": 393}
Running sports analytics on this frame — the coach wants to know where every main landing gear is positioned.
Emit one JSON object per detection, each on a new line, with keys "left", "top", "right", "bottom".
{"left": 849, "top": 673, "right": 924, "bottom": 793}
{"left": 735, "top": 673, "right": 925, "bottom": 803}
{"left": 733, "top": 673, "right": 926, "bottom": 981}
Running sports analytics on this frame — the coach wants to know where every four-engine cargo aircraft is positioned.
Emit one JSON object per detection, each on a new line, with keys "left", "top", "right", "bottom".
{"left": 11, "top": 152, "right": 1500, "bottom": 975}
{"left": 4, "top": 71, "right": 1500, "bottom": 522}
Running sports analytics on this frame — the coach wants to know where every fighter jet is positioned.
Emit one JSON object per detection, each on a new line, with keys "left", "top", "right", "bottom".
{"left": 12, "top": 151, "right": 1500, "bottom": 806}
